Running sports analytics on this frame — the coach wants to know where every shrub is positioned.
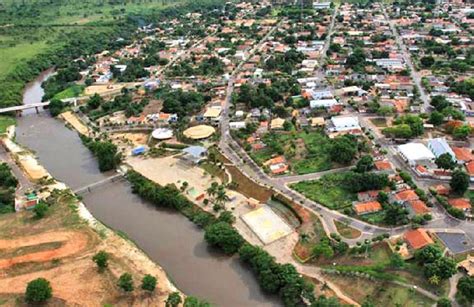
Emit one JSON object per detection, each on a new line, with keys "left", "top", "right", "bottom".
{"left": 25, "top": 278, "right": 52, "bottom": 303}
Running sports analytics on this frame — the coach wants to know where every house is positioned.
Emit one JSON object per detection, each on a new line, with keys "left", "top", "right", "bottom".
{"left": 310, "top": 117, "right": 325, "bottom": 127}
{"left": 181, "top": 146, "right": 207, "bottom": 164}
{"left": 270, "top": 118, "right": 285, "bottom": 130}
{"left": 392, "top": 189, "right": 419, "bottom": 203}
{"left": 374, "top": 160, "right": 393, "bottom": 172}
{"left": 398, "top": 143, "right": 435, "bottom": 166}
{"left": 427, "top": 138, "right": 456, "bottom": 160}
{"left": 431, "top": 184, "right": 450, "bottom": 196}
{"left": 353, "top": 201, "right": 382, "bottom": 215}
{"left": 264, "top": 156, "right": 289, "bottom": 175}
{"left": 310, "top": 98, "right": 339, "bottom": 109}
{"left": 448, "top": 198, "right": 472, "bottom": 212}
{"left": 408, "top": 200, "right": 430, "bottom": 216}
{"left": 452, "top": 147, "right": 474, "bottom": 164}
{"left": 405, "top": 228, "right": 434, "bottom": 250}
{"left": 458, "top": 255, "right": 474, "bottom": 277}
{"left": 466, "top": 161, "right": 474, "bottom": 181}
{"left": 313, "top": 1, "right": 331, "bottom": 10}
{"left": 328, "top": 116, "right": 361, "bottom": 132}
{"left": 229, "top": 121, "right": 246, "bottom": 130}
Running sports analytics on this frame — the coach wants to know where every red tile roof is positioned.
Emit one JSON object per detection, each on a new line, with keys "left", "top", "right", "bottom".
{"left": 409, "top": 200, "right": 430, "bottom": 215}
{"left": 466, "top": 161, "right": 474, "bottom": 176}
{"left": 452, "top": 147, "right": 474, "bottom": 162}
{"left": 405, "top": 229, "right": 434, "bottom": 250}
{"left": 375, "top": 160, "right": 392, "bottom": 171}
{"left": 394, "top": 189, "right": 419, "bottom": 202}
{"left": 448, "top": 198, "right": 472, "bottom": 210}
{"left": 353, "top": 201, "right": 382, "bottom": 215}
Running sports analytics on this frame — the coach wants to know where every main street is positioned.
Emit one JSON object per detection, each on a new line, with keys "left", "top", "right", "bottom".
{"left": 381, "top": 4, "right": 431, "bottom": 112}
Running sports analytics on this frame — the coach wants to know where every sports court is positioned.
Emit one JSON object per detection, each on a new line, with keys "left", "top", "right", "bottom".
{"left": 241, "top": 205, "right": 293, "bottom": 245}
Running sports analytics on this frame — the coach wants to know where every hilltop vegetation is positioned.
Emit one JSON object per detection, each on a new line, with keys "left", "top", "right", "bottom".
{"left": 0, "top": 0, "right": 225, "bottom": 108}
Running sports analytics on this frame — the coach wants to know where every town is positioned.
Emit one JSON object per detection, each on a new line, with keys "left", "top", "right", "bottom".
{"left": 0, "top": 0, "right": 473, "bottom": 306}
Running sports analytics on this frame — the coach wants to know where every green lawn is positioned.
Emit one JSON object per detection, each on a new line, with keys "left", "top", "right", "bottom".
{"left": 53, "top": 84, "right": 85, "bottom": 100}
{"left": 0, "top": 116, "right": 16, "bottom": 134}
{"left": 0, "top": 41, "right": 51, "bottom": 80}
{"left": 291, "top": 173, "right": 357, "bottom": 210}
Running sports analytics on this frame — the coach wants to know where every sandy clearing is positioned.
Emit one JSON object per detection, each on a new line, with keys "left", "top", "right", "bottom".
{"left": 127, "top": 156, "right": 221, "bottom": 196}
{"left": 0, "top": 231, "right": 89, "bottom": 269}
{"left": 60, "top": 111, "right": 89, "bottom": 135}
{"left": 17, "top": 155, "right": 50, "bottom": 181}
{"left": 84, "top": 84, "right": 125, "bottom": 96}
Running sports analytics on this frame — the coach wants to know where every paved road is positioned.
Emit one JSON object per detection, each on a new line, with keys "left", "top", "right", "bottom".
{"left": 381, "top": 4, "right": 430, "bottom": 112}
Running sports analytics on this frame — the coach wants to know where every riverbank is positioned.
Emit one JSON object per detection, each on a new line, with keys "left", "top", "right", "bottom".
{"left": 0, "top": 125, "right": 183, "bottom": 305}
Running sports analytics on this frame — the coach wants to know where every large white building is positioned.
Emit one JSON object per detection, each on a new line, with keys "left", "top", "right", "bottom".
{"left": 398, "top": 143, "right": 435, "bottom": 166}
{"left": 427, "top": 138, "right": 456, "bottom": 161}
{"left": 329, "top": 116, "right": 361, "bottom": 132}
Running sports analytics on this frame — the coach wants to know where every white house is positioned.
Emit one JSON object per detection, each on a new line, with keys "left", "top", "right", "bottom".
{"left": 329, "top": 116, "right": 361, "bottom": 132}
{"left": 398, "top": 143, "right": 435, "bottom": 166}
{"left": 229, "top": 121, "right": 247, "bottom": 130}
{"left": 310, "top": 98, "right": 339, "bottom": 109}
{"left": 427, "top": 138, "right": 456, "bottom": 161}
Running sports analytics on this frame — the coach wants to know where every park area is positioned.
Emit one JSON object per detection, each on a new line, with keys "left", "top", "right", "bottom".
{"left": 249, "top": 130, "right": 337, "bottom": 175}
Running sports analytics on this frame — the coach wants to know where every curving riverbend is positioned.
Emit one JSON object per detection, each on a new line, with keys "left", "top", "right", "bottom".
{"left": 15, "top": 72, "right": 280, "bottom": 307}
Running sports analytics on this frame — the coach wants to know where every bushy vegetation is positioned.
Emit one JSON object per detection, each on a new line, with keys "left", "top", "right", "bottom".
{"left": 0, "top": 163, "right": 18, "bottom": 213}
{"left": 80, "top": 136, "right": 122, "bottom": 172}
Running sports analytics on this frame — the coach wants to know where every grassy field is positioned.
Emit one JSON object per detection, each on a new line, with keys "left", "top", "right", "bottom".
{"left": 0, "top": 0, "right": 182, "bottom": 80}
{"left": 0, "top": 116, "right": 16, "bottom": 134}
{"left": 291, "top": 173, "right": 357, "bottom": 210}
{"left": 53, "top": 84, "right": 85, "bottom": 100}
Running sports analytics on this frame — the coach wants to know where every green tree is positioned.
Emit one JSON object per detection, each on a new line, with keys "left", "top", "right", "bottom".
{"left": 25, "top": 278, "right": 52, "bottom": 303}
{"left": 450, "top": 169, "right": 469, "bottom": 195}
{"left": 92, "top": 250, "right": 109, "bottom": 271}
{"left": 329, "top": 136, "right": 357, "bottom": 164}
{"left": 48, "top": 98, "right": 65, "bottom": 117}
{"left": 141, "top": 274, "right": 157, "bottom": 292}
{"left": 118, "top": 273, "right": 134, "bottom": 292}
{"left": 184, "top": 296, "right": 211, "bottom": 307}
{"left": 429, "top": 111, "right": 444, "bottom": 126}
{"left": 435, "top": 153, "right": 456, "bottom": 170}
{"left": 355, "top": 155, "right": 374, "bottom": 173}
{"left": 431, "top": 95, "right": 451, "bottom": 112}
{"left": 166, "top": 292, "right": 182, "bottom": 307}
{"left": 414, "top": 245, "right": 442, "bottom": 264}
{"left": 311, "top": 295, "right": 341, "bottom": 306}
{"left": 436, "top": 297, "right": 452, "bottom": 307}
{"left": 389, "top": 253, "right": 405, "bottom": 268}
{"left": 453, "top": 125, "right": 471, "bottom": 140}
{"left": 33, "top": 202, "right": 48, "bottom": 219}
{"left": 204, "top": 222, "right": 244, "bottom": 254}
{"left": 312, "top": 238, "right": 334, "bottom": 259}
{"left": 457, "top": 276, "right": 474, "bottom": 303}
{"left": 424, "top": 257, "right": 457, "bottom": 280}
{"left": 420, "top": 56, "right": 435, "bottom": 68}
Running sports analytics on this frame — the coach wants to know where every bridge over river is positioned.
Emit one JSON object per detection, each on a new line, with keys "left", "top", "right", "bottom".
{"left": 0, "top": 97, "right": 78, "bottom": 115}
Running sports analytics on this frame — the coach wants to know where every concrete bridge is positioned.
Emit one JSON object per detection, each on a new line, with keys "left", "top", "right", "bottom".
{"left": 73, "top": 173, "right": 124, "bottom": 195}
{"left": 0, "top": 97, "right": 79, "bottom": 116}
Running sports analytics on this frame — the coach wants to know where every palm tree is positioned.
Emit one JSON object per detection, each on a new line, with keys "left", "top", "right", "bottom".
{"left": 215, "top": 186, "right": 230, "bottom": 206}
{"left": 206, "top": 182, "right": 219, "bottom": 199}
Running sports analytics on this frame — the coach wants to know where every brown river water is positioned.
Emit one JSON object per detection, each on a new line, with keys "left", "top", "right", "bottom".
{"left": 15, "top": 71, "right": 280, "bottom": 307}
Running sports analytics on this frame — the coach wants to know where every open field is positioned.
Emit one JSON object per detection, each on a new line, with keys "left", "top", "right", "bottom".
{"left": 0, "top": 188, "right": 180, "bottom": 305}
{"left": 0, "top": 116, "right": 16, "bottom": 134}
{"left": 291, "top": 174, "right": 357, "bottom": 210}
{"left": 334, "top": 220, "right": 361, "bottom": 239}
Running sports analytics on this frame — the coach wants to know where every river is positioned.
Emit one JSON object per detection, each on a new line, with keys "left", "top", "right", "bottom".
{"left": 15, "top": 72, "right": 280, "bottom": 307}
